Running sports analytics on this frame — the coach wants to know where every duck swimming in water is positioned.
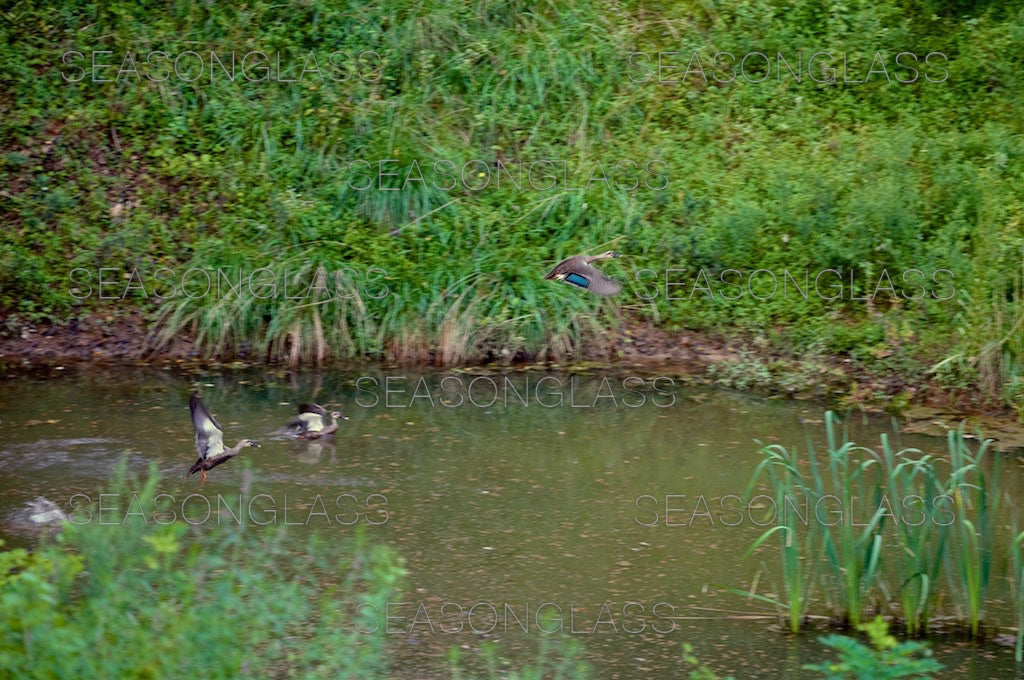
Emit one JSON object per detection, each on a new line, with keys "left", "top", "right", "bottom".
{"left": 282, "top": 402, "right": 345, "bottom": 440}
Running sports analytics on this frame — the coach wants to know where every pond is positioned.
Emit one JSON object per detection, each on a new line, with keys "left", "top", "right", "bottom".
{"left": 1, "top": 365, "right": 1021, "bottom": 678}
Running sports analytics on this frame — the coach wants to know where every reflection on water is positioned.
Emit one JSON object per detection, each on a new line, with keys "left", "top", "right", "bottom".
{"left": 0, "top": 365, "right": 1021, "bottom": 678}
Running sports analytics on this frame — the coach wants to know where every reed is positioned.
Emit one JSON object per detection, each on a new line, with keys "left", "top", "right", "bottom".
{"left": 943, "top": 429, "right": 1001, "bottom": 637}
{"left": 816, "top": 412, "right": 888, "bottom": 628}
{"left": 739, "top": 440, "right": 825, "bottom": 633}
{"left": 1010, "top": 525, "right": 1024, "bottom": 662}
{"left": 879, "top": 434, "right": 947, "bottom": 636}
{"left": 740, "top": 413, "right": 1007, "bottom": 637}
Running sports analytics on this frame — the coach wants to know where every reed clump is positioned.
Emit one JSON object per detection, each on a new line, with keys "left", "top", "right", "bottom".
{"left": 739, "top": 411, "right": 1014, "bottom": 642}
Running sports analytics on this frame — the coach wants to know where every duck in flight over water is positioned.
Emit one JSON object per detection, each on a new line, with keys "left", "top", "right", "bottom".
{"left": 187, "top": 392, "right": 260, "bottom": 483}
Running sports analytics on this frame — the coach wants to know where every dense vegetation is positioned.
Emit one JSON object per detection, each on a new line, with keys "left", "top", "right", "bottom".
{"left": 1, "top": 1, "right": 1022, "bottom": 412}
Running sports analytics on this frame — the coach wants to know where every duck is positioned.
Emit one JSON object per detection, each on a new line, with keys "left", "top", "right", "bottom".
{"left": 187, "top": 392, "right": 260, "bottom": 483}
{"left": 283, "top": 403, "right": 345, "bottom": 440}
{"left": 544, "top": 250, "right": 623, "bottom": 295}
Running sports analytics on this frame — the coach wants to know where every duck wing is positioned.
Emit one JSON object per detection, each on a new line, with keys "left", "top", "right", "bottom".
{"left": 285, "top": 411, "right": 325, "bottom": 434}
{"left": 549, "top": 260, "right": 622, "bottom": 296}
{"left": 190, "top": 393, "right": 225, "bottom": 460}
{"left": 544, "top": 255, "right": 584, "bottom": 280}
{"left": 299, "top": 403, "right": 328, "bottom": 417}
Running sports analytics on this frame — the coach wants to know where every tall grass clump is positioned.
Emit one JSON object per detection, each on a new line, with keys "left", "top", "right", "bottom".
{"left": 150, "top": 251, "right": 614, "bottom": 365}
{"left": 741, "top": 413, "right": 889, "bottom": 630}
{"left": 739, "top": 412, "right": 1007, "bottom": 637}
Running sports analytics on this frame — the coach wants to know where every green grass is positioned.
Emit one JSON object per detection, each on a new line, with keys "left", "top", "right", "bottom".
{"left": 1, "top": 1, "right": 1023, "bottom": 404}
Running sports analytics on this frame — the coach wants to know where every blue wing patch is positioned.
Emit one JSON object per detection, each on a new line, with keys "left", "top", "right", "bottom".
{"left": 564, "top": 272, "right": 590, "bottom": 288}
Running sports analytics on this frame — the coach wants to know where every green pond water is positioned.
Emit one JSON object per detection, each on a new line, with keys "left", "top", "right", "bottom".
{"left": 1, "top": 365, "right": 1022, "bottom": 678}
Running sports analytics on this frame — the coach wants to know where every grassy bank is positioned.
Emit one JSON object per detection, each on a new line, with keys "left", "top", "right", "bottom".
{"left": 1, "top": 1, "right": 1022, "bottom": 413}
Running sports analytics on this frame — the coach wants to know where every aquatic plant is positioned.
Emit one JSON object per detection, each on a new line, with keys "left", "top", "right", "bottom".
{"left": 878, "top": 434, "right": 947, "bottom": 636}
{"left": 735, "top": 438, "right": 826, "bottom": 633}
{"left": 741, "top": 413, "right": 889, "bottom": 630}
{"left": 943, "top": 429, "right": 1001, "bottom": 637}
{"left": 1008, "top": 520, "right": 1024, "bottom": 663}
{"left": 816, "top": 413, "right": 888, "bottom": 628}
{"left": 740, "top": 412, "right": 1005, "bottom": 636}
{"left": 804, "top": 616, "right": 942, "bottom": 679}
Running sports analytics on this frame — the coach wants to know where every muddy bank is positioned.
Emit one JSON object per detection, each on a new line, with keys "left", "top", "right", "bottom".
{"left": 2, "top": 312, "right": 1022, "bottom": 450}
{"left": 0, "top": 312, "right": 191, "bottom": 363}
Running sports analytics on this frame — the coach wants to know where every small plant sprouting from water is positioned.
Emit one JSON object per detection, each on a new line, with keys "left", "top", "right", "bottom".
{"left": 682, "top": 643, "right": 734, "bottom": 679}
{"left": 447, "top": 624, "right": 592, "bottom": 680}
{"left": 804, "top": 616, "right": 943, "bottom": 679}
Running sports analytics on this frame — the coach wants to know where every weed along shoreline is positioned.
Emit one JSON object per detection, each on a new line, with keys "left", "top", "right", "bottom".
{"left": 738, "top": 412, "right": 1017, "bottom": 644}
{"left": 3, "top": 309, "right": 1023, "bottom": 452}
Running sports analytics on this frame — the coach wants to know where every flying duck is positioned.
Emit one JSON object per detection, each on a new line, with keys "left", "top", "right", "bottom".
{"left": 187, "top": 392, "right": 259, "bottom": 483}
{"left": 544, "top": 250, "right": 623, "bottom": 295}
